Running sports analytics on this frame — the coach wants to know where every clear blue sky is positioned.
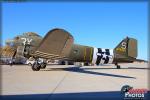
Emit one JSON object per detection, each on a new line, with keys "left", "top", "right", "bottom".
{"left": 2, "top": 2, "right": 148, "bottom": 60}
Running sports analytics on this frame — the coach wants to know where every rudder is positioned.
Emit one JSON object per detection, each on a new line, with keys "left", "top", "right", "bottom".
{"left": 114, "top": 37, "right": 137, "bottom": 59}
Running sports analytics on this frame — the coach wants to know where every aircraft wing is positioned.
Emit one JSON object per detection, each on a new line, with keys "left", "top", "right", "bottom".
{"left": 34, "top": 28, "right": 74, "bottom": 59}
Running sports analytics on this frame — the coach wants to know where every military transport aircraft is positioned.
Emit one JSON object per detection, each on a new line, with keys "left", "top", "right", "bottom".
{"left": 1, "top": 32, "right": 43, "bottom": 65}
{"left": 3, "top": 28, "right": 138, "bottom": 71}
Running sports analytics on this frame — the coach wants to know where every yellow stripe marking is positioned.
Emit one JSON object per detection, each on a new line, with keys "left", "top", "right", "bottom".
{"left": 90, "top": 48, "right": 93, "bottom": 62}
{"left": 84, "top": 48, "right": 86, "bottom": 61}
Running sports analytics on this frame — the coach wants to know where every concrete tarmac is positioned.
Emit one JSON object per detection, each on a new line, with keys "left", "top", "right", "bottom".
{"left": 0, "top": 62, "right": 149, "bottom": 100}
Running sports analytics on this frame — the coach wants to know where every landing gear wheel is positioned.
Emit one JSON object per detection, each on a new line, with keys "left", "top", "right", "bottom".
{"left": 40, "top": 63, "right": 47, "bottom": 69}
{"left": 115, "top": 63, "right": 121, "bottom": 69}
{"left": 117, "top": 65, "right": 121, "bottom": 69}
{"left": 32, "top": 62, "right": 41, "bottom": 71}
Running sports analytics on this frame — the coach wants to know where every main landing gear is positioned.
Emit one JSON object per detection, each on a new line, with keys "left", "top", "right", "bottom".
{"left": 31, "top": 59, "right": 47, "bottom": 71}
{"left": 115, "top": 63, "right": 121, "bottom": 69}
{"left": 32, "top": 61, "right": 41, "bottom": 71}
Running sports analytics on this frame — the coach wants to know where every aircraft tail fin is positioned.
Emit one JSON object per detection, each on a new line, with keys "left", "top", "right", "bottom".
{"left": 114, "top": 37, "right": 137, "bottom": 59}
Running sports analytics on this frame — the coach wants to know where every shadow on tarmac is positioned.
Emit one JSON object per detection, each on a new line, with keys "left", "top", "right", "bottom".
{"left": 42, "top": 67, "right": 136, "bottom": 79}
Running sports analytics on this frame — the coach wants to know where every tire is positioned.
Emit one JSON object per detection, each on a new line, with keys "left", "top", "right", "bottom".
{"left": 40, "top": 63, "right": 46, "bottom": 69}
{"left": 84, "top": 62, "right": 89, "bottom": 66}
{"left": 32, "top": 62, "right": 41, "bottom": 71}
{"left": 61, "top": 61, "right": 65, "bottom": 65}
{"left": 117, "top": 65, "right": 121, "bottom": 69}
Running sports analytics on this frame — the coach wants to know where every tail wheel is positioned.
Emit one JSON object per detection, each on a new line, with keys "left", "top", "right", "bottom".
{"left": 40, "top": 63, "right": 47, "bottom": 69}
{"left": 117, "top": 65, "right": 121, "bottom": 69}
{"left": 115, "top": 63, "right": 121, "bottom": 69}
{"left": 32, "top": 62, "right": 41, "bottom": 71}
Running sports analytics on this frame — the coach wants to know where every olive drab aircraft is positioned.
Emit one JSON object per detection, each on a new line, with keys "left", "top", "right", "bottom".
{"left": 3, "top": 28, "right": 138, "bottom": 71}
{"left": 1, "top": 32, "right": 43, "bottom": 65}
